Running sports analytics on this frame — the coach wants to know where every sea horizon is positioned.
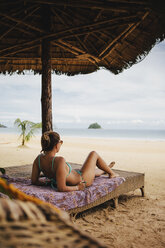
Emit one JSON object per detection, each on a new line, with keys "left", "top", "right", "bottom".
{"left": 0, "top": 127, "right": 165, "bottom": 141}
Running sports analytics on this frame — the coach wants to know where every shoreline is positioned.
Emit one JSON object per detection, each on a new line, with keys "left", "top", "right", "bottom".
{"left": 0, "top": 133, "right": 165, "bottom": 143}
{"left": 0, "top": 128, "right": 165, "bottom": 142}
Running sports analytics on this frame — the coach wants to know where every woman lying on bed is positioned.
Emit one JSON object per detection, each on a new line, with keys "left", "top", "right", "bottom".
{"left": 31, "top": 131, "right": 119, "bottom": 192}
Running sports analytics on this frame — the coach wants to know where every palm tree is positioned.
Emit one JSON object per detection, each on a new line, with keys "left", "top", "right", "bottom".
{"left": 14, "top": 118, "right": 41, "bottom": 146}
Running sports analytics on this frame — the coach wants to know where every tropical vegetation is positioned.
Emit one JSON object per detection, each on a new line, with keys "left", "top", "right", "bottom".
{"left": 88, "top": 122, "right": 101, "bottom": 129}
{"left": 14, "top": 118, "right": 41, "bottom": 146}
{"left": 0, "top": 123, "right": 7, "bottom": 128}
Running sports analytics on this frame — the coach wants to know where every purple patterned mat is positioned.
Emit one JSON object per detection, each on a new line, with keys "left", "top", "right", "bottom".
{"left": 1, "top": 175, "right": 125, "bottom": 211}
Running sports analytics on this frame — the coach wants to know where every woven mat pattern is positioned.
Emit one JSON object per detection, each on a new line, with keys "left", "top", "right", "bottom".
{"left": 0, "top": 198, "right": 107, "bottom": 248}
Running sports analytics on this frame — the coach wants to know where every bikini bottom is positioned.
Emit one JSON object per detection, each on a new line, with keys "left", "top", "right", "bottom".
{"left": 75, "top": 170, "right": 87, "bottom": 185}
{"left": 48, "top": 169, "right": 87, "bottom": 190}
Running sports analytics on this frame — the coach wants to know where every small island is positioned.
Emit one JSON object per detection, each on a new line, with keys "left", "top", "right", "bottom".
{"left": 0, "top": 123, "right": 7, "bottom": 128}
{"left": 88, "top": 122, "right": 101, "bottom": 129}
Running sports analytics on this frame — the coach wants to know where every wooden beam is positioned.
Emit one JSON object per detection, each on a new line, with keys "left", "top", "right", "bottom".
{"left": 53, "top": 8, "right": 74, "bottom": 24}
{"left": 54, "top": 40, "right": 99, "bottom": 66}
{"left": 0, "top": 20, "right": 34, "bottom": 36}
{"left": 0, "top": 7, "right": 43, "bottom": 34}
{"left": 0, "top": 13, "right": 43, "bottom": 33}
{"left": 99, "top": 11, "right": 149, "bottom": 60}
{"left": 109, "top": 15, "right": 154, "bottom": 65}
{"left": 0, "top": 14, "right": 140, "bottom": 56}
{"left": 0, "top": 18, "right": 131, "bottom": 57}
{"left": 53, "top": 42, "right": 79, "bottom": 56}
{"left": 59, "top": 13, "right": 140, "bottom": 33}
{"left": 83, "top": 14, "right": 140, "bottom": 51}
{"left": 51, "top": 9, "right": 88, "bottom": 56}
{"left": 75, "top": 54, "right": 99, "bottom": 65}
{"left": 41, "top": 39, "right": 52, "bottom": 133}
{"left": 99, "top": 30, "right": 115, "bottom": 40}
{"left": 84, "top": 39, "right": 100, "bottom": 58}
{"left": 56, "top": 40, "right": 84, "bottom": 55}
{"left": 74, "top": 36, "right": 91, "bottom": 59}
{"left": 0, "top": 4, "right": 39, "bottom": 21}
{"left": 98, "top": 15, "right": 144, "bottom": 57}
{"left": 57, "top": 40, "right": 100, "bottom": 62}
{"left": 92, "top": 33, "right": 108, "bottom": 46}
{"left": 0, "top": 6, "right": 23, "bottom": 22}
{"left": 1, "top": 44, "right": 40, "bottom": 58}
{"left": 84, "top": 9, "right": 103, "bottom": 42}
{"left": 30, "top": 0, "right": 149, "bottom": 12}
{"left": 41, "top": 5, "right": 52, "bottom": 133}
{"left": 61, "top": 17, "right": 140, "bottom": 40}
{"left": 140, "top": 186, "right": 145, "bottom": 197}
{"left": 52, "top": 8, "right": 101, "bottom": 63}
{"left": 0, "top": 6, "right": 40, "bottom": 40}
{"left": 0, "top": 57, "right": 88, "bottom": 61}
{"left": 99, "top": 26, "right": 132, "bottom": 58}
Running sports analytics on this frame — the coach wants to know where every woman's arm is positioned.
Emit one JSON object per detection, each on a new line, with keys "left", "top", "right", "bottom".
{"left": 31, "top": 158, "right": 46, "bottom": 186}
{"left": 56, "top": 157, "right": 85, "bottom": 192}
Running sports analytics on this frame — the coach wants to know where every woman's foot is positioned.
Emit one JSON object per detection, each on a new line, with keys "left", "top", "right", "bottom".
{"left": 109, "top": 172, "right": 119, "bottom": 178}
{"left": 109, "top": 161, "right": 115, "bottom": 168}
{"left": 108, "top": 162, "right": 119, "bottom": 178}
{"left": 95, "top": 161, "right": 117, "bottom": 177}
{"left": 103, "top": 161, "right": 115, "bottom": 175}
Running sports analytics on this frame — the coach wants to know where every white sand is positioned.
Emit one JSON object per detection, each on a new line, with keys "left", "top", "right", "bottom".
{"left": 0, "top": 133, "right": 165, "bottom": 247}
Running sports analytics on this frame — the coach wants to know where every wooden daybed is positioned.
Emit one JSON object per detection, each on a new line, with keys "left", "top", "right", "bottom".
{"left": 3, "top": 164, "right": 145, "bottom": 215}
{"left": 69, "top": 167, "right": 145, "bottom": 215}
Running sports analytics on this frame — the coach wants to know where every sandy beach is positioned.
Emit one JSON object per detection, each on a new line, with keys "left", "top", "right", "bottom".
{"left": 0, "top": 133, "right": 165, "bottom": 248}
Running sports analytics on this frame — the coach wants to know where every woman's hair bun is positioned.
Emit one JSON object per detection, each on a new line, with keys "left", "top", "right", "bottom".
{"left": 41, "top": 131, "right": 60, "bottom": 152}
{"left": 42, "top": 132, "right": 50, "bottom": 148}
{"left": 43, "top": 132, "right": 50, "bottom": 142}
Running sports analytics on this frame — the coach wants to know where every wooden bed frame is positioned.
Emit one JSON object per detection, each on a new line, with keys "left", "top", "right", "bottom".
{"left": 5, "top": 164, "right": 145, "bottom": 215}
{"left": 68, "top": 164, "right": 145, "bottom": 215}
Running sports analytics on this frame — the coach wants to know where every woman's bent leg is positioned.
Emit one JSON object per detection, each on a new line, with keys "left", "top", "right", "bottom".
{"left": 95, "top": 161, "right": 115, "bottom": 177}
{"left": 81, "top": 151, "right": 116, "bottom": 186}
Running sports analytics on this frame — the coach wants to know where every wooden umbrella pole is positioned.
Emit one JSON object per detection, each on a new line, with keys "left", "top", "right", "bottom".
{"left": 41, "top": 5, "right": 52, "bottom": 134}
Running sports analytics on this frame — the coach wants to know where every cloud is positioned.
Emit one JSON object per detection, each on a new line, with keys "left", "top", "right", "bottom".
{"left": 0, "top": 41, "right": 165, "bottom": 129}
{"left": 131, "top": 120, "right": 144, "bottom": 124}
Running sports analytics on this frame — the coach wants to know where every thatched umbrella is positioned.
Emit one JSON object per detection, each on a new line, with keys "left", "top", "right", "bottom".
{"left": 0, "top": 0, "right": 165, "bottom": 133}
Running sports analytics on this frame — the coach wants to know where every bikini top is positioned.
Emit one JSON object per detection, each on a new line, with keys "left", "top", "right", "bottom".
{"left": 38, "top": 155, "right": 72, "bottom": 189}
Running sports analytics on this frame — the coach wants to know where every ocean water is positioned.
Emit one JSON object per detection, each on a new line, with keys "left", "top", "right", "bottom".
{"left": 0, "top": 127, "right": 165, "bottom": 141}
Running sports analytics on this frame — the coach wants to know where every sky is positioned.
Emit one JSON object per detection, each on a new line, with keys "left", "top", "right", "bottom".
{"left": 0, "top": 41, "right": 165, "bottom": 130}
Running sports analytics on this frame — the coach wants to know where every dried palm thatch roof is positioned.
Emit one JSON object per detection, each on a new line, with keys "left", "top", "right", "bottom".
{"left": 0, "top": 0, "right": 165, "bottom": 76}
